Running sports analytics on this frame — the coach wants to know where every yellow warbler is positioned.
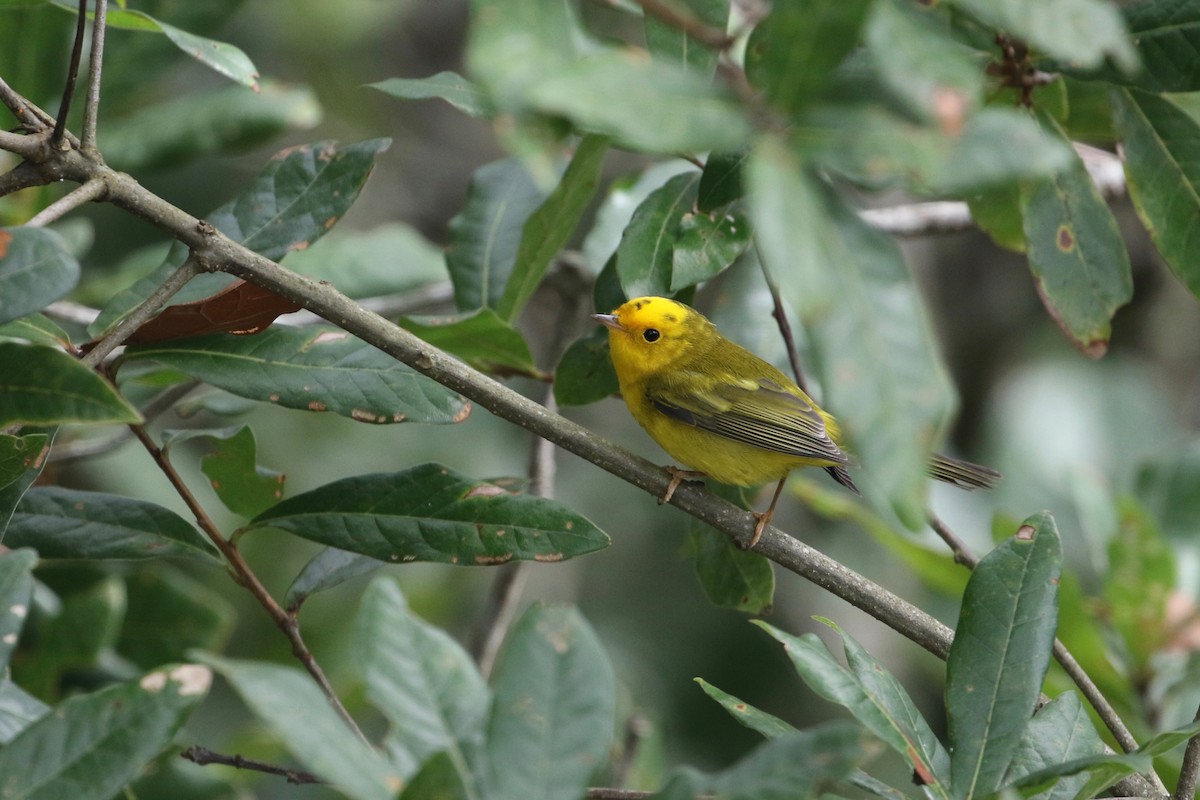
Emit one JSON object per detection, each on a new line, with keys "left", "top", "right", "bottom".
{"left": 594, "top": 296, "right": 998, "bottom": 547}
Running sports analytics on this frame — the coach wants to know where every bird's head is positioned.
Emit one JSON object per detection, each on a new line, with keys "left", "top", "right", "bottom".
{"left": 593, "top": 296, "right": 710, "bottom": 378}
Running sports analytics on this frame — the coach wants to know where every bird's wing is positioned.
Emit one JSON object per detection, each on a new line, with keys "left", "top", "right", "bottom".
{"left": 646, "top": 373, "right": 849, "bottom": 464}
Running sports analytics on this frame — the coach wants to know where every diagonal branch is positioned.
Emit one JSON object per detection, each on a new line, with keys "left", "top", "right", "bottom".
{"left": 25, "top": 177, "right": 106, "bottom": 227}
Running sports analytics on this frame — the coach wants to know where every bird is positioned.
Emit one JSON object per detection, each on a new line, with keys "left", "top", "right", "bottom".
{"left": 594, "top": 296, "right": 999, "bottom": 548}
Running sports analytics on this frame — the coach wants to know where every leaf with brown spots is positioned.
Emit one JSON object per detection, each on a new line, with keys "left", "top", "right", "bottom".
{"left": 119, "top": 280, "right": 302, "bottom": 346}
{"left": 245, "top": 463, "right": 609, "bottom": 565}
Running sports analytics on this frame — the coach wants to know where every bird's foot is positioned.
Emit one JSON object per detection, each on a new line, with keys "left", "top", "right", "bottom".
{"left": 746, "top": 510, "right": 772, "bottom": 550}
{"left": 660, "top": 466, "right": 706, "bottom": 505}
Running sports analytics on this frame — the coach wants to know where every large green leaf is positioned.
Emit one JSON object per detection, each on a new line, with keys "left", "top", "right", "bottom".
{"left": 0, "top": 314, "right": 72, "bottom": 349}
{"left": 616, "top": 171, "right": 701, "bottom": 298}
{"left": 1112, "top": 88, "right": 1200, "bottom": 297}
{"left": 747, "top": 137, "right": 953, "bottom": 527}
{"left": 0, "top": 665, "right": 210, "bottom": 800}
{"left": 1086, "top": 0, "right": 1200, "bottom": 91}
{"left": 247, "top": 463, "right": 610, "bottom": 565}
{"left": 369, "top": 71, "right": 490, "bottom": 117}
{"left": 121, "top": 327, "right": 469, "bottom": 425}
{"left": 758, "top": 619, "right": 950, "bottom": 799}
{"left": 943, "top": 0, "right": 1136, "bottom": 74}
{"left": 400, "top": 308, "right": 538, "bottom": 376}
{"left": 0, "top": 227, "right": 79, "bottom": 326}
{"left": 1001, "top": 692, "right": 1106, "bottom": 800}
{"left": 100, "top": 82, "right": 321, "bottom": 172}
{"left": 486, "top": 603, "right": 615, "bottom": 800}
{"left": 283, "top": 222, "right": 447, "bottom": 299}
{"left": 644, "top": 0, "right": 727, "bottom": 79}
{"left": 117, "top": 565, "right": 235, "bottom": 671}
{"left": 744, "top": 0, "right": 871, "bottom": 117}
{"left": 946, "top": 512, "right": 1063, "bottom": 800}
{"left": 498, "top": 134, "right": 608, "bottom": 321}
{"left": 670, "top": 205, "right": 751, "bottom": 291}
{"left": 0, "top": 680, "right": 48, "bottom": 746}
{"left": 199, "top": 654, "right": 400, "bottom": 800}
{"left": 357, "top": 579, "right": 489, "bottom": 785}
{"left": 864, "top": 0, "right": 984, "bottom": 123}
{"left": 445, "top": 158, "right": 547, "bottom": 311}
{"left": 1020, "top": 112, "right": 1132, "bottom": 357}
{"left": 47, "top": 1, "right": 259, "bottom": 88}
{"left": 6, "top": 487, "right": 218, "bottom": 562}
{"left": 685, "top": 518, "right": 774, "bottom": 614}
{"left": 93, "top": 138, "right": 390, "bottom": 334}
{"left": 553, "top": 326, "right": 619, "bottom": 407}
{"left": 0, "top": 343, "right": 140, "bottom": 427}
{"left": 527, "top": 52, "right": 749, "bottom": 153}
{"left": 0, "top": 549, "right": 36, "bottom": 671}
{"left": 583, "top": 162, "right": 698, "bottom": 271}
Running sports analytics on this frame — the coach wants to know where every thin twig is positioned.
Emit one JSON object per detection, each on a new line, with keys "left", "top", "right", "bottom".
{"left": 586, "top": 790, "right": 655, "bottom": 800}
{"left": 928, "top": 513, "right": 979, "bottom": 569}
{"left": 53, "top": 0, "right": 90, "bottom": 146}
{"left": 180, "top": 746, "right": 323, "bottom": 785}
{"left": 129, "top": 424, "right": 369, "bottom": 744}
{"left": 0, "top": 161, "right": 47, "bottom": 197}
{"left": 49, "top": 381, "right": 200, "bottom": 464}
{"left": 25, "top": 177, "right": 105, "bottom": 227}
{"left": 611, "top": 713, "right": 652, "bottom": 790}
{"left": 81, "top": 0, "right": 107, "bottom": 150}
{"left": 1174, "top": 706, "right": 1200, "bottom": 800}
{"left": 755, "top": 245, "right": 808, "bottom": 393}
{"left": 0, "top": 75, "right": 49, "bottom": 131}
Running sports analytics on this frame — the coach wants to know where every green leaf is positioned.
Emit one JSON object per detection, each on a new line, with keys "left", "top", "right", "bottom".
{"left": 117, "top": 566, "right": 235, "bottom": 670}
{"left": 369, "top": 71, "right": 490, "bottom": 117}
{"left": 943, "top": 0, "right": 1137, "bottom": 74}
{"left": 0, "top": 665, "right": 211, "bottom": 800}
{"left": 0, "top": 434, "right": 48, "bottom": 492}
{"left": 1002, "top": 692, "right": 1106, "bottom": 800}
{"left": 670, "top": 204, "right": 751, "bottom": 291}
{"left": 694, "top": 678, "right": 797, "bottom": 739}
{"left": 400, "top": 308, "right": 538, "bottom": 376}
{"left": 285, "top": 548, "right": 383, "bottom": 611}
{"left": 745, "top": 0, "right": 870, "bottom": 117}
{"left": 486, "top": 603, "right": 616, "bottom": 800}
{"left": 357, "top": 579, "right": 489, "bottom": 784}
{"left": 1020, "top": 112, "right": 1132, "bottom": 357}
{"left": 0, "top": 428, "right": 54, "bottom": 538}
{"left": 553, "top": 326, "right": 619, "bottom": 407}
{"left": 617, "top": 171, "right": 701, "bottom": 298}
{"left": 198, "top": 654, "right": 400, "bottom": 800}
{"left": 0, "top": 549, "right": 36, "bottom": 670}
{"left": 498, "top": 134, "right": 608, "bottom": 321}
{"left": 864, "top": 0, "right": 984, "bottom": 123}
{"left": 685, "top": 521, "right": 773, "bottom": 614}
{"left": 644, "top": 0, "right": 727, "bottom": 78}
{"left": 99, "top": 82, "right": 321, "bottom": 172}
{"left": 698, "top": 151, "right": 746, "bottom": 212}
{"left": 947, "top": 511, "right": 1063, "bottom": 800}
{"left": 1081, "top": 0, "right": 1200, "bottom": 91}
{"left": 283, "top": 222, "right": 447, "bottom": 299}
{"left": 445, "top": 158, "right": 547, "bottom": 311}
{"left": 968, "top": 185, "right": 1026, "bottom": 253}
{"left": 1112, "top": 88, "right": 1200, "bottom": 298}
{"left": 747, "top": 138, "right": 952, "bottom": 528}
{"left": 583, "top": 162, "right": 698, "bottom": 271}
{"left": 0, "top": 227, "right": 79, "bottom": 326}
{"left": 1049, "top": 571, "right": 1135, "bottom": 713}
{"left": 121, "top": 327, "right": 469, "bottom": 425}
{"left": 802, "top": 106, "right": 1074, "bottom": 195}
{"left": 6, "top": 487, "right": 218, "bottom": 561}
{"left": 48, "top": 0, "right": 259, "bottom": 88}
{"left": 188, "top": 426, "right": 284, "bottom": 518}
{"left": 0, "top": 343, "right": 140, "bottom": 427}
{"left": 247, "top": 463, "right": 610, "bottom": 565}
{"left": 757, "top": 619, "right": 950, "bottom": 799}
{"left": 94, "top": 138, "right": 391, "bottom": 334}
{"left": 0, "top": 314, "right": 72, "bottom": 348}
{"left": 400, "top": 751, "right": 471, "bottom": 800}
{"left": 0, "top": 680, "right": 49, "bottom": 746}
{"left": 528, "top": 51, "right": 750, "bottom": 153}
{"left": 1104, "top": 498, "right": 1175, "bottom": 671}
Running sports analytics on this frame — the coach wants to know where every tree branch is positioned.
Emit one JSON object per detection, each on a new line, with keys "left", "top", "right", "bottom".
{"left": 53, "top": 0, "right": 90, "bottom": 146}
{"left": 180, "top": 746, "right": 322, "bottom": 785}
{"left": 81, "top": 0, "right": 108, "bottom": 150}
{"left": 25, "top": 177, "right": 106, "bottom": 227}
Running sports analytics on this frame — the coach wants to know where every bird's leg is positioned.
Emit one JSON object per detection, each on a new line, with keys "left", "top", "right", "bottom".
{"left": 660, "top": 466, "right": 706, "bottom": 505}
{"left": 748, "top": 476, "right": 788, "bottom": 549}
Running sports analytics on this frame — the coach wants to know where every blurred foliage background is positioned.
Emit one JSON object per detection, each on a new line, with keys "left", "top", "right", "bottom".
{"left": 5, "top": 0, "right": 1200, "bottom": 796}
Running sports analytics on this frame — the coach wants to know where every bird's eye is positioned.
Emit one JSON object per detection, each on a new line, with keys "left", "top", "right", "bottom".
{"left": 643, "top": 329, "right": 661, "bottom": 343}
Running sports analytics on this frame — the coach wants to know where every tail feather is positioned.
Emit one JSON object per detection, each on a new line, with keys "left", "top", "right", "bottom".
{"left": 824, "top": 465, "right": 862, "bottom": 495}
{"left": 928, "top": 453, "right": 1001, "bottom": 490}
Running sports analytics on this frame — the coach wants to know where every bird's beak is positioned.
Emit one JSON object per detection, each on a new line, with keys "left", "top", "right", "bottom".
{"left": 592, "top": 313, "right": 623, "bottom": 331}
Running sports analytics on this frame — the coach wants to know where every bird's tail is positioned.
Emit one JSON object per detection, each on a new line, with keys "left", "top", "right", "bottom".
{"left": 928, "top": 453, "right": 1001, "bottom": 490}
